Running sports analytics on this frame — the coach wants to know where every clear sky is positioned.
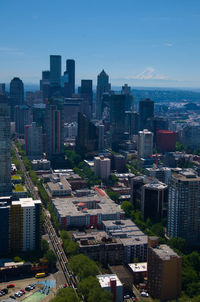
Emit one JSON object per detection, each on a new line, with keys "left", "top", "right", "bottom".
{"left": 1, "top": 0, "right": 200, "bottom": 88}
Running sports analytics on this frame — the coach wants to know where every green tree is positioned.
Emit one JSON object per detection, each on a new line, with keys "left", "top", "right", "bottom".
{"left": 41, "top": 239, "right": 49, "bottom": 254}
{"left": 69, "top": 254, "right": 99, "bottom": 280}
{"left": 44, "top": 249, "right": 57, "bottom": 267}
{"left": 51, "top": 287, "right": 80, "bottom": 302}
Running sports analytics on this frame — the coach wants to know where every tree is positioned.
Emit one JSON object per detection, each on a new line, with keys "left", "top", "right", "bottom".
{"left": 168, "top": 237, "right": 186, "bottom": 253}
{"left": 41, "top": 239, "right": 49, "bottom": 254}
{"left": 69, "top": 254, "right": 99, "bottom": 280}
{"left": 13, "top": 256, "right": 23, "bottom": 262}
{"left": 51, "top": 287, "right": 80, "bottom": 302}
{"left": 44, "top": 249, "right": 57, "bottom": 267}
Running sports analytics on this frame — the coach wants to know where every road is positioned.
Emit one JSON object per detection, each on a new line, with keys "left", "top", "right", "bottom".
{"left": 12, "top": 143, "right": 78, "bottom": 291}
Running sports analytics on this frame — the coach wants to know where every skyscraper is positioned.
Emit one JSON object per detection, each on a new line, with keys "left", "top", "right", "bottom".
{"left": 110, "top": 94, "right": 126, "bottom": 151}
{"left": 139, "top": 98, "right": 154, "bottom": 131}
{"left": 80, "top": 79, "right": 93, "bottom": 118}
{"left": 14, "top": 105, "right": 30, "bottom": 135}
{"left": 137, "top": 129, "right": 153, "bottom": 159}
{"left": 167, "top": 170, "right": 200, "bottom": 245}
{"left": 96, "top": 70, "right": 111, "bottom": 119}
{"left": 45, "top": 98, "right": 64, "bottom": 160}
{"left": 76, "top": 112, "right": 99, "bottom": 156}
{"left": 66, "top": 59, "right": 75, "bottom": 94}
{"left": 10, "top": 77, "right": 24, "bottom": 121}
{"left": 0, "top": 95, "right": 12, "bottom": 197}
{"left": 50, "top": 55, "right": 61, "bottom": 96}
{"left": 40, "top": 70, "right": 50, "bottom": 100}
{"left": 25, "top": 122, "right": 43, "bottom": 158}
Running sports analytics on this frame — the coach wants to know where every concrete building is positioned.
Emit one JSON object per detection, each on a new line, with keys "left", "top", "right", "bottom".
{"left": 128, "top": 262, "right": 147, "bottom": 284}
{"left": 9, "top": 198, "right": 41, "bottom": 252}
{"left": 94, "top": 156, "right": 111, "bottom": 180}
{"left": 64, "top": 122, "right": 78, "bottom": 139}
{"left": 102, "top": 219, "right": 148, "bottom": 263}
{"left": 145, "top": 167, "right": 171, "bottom": 184}
{"left": 167, "top": 170, "right": 200, "bottom": 245}
{"left": 141, "top": 181, "right": 168, "bottom": 220}
{"left": 137, "top": 129, "right": 153, "bottom": 159}
{"left": 97, "top": 274, "right": 123, "bottom": 302}
{"left": 148, "top": 244, "right": 181, "bottom": 301}
{"left": 182, "top": 125, "right": 200, "bottom": 151}
{"left": 14, "top": 105, "right": 30, "bottom": 135}
{"left": 52, "top": 188, "right": 124, "bottom": 229}
{"left": 0, "top": 95, "right": 12, "bottom": 196}
{"left": 25, "top": 122, "right": 43, "bottom": 158}
{"left": 73, "top": 231, "right": 124, "bottom": 266}
{"left": 31, "top": 159, "right": 51, "bottom": 171}
{"left": 46, "top": 176, "right": 72, "bottom": 197}
{"left": 98, "top": 124, "right": 105, "bottom": 151}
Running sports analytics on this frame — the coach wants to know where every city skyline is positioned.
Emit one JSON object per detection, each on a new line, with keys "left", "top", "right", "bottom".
{"left": 1, "top": 0, "right": 200, "bottom": 88}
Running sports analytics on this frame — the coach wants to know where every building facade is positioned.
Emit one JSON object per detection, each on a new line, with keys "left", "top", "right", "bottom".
{"left": 137, "top": 129, "right": 153, "bottom": 159}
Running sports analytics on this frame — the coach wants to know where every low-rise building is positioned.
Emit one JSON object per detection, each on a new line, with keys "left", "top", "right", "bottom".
{"left": 128, "top": 262, "right": 147, "bottom": 284}
{"left": 73, "top": 231, "right": 124, "bottom": 266}
{"left": 97, "top": 274, "right": 123, "bottom": 302}
{"left": 46, "top": 176, "right": 72, "bottom": 197}
{"left": 31, "top": 159, "right": 51, "bottom": 171}
{"left": 52, "top": 188, "right": 124, "bottom": 229}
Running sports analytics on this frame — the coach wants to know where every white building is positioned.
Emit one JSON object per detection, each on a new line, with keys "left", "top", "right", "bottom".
{"left": 97, "top": 274, "right": 123, "bottom": 302}
{"left": 137, "top": 129, "right": 153, "bottom": 159}
{"left": 94, "top": 156, "right": 111, "bottom": 180}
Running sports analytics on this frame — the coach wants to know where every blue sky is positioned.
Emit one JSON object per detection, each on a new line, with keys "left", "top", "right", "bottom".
{"left": 1, "top": 0, "right": 200, "bottom": 88}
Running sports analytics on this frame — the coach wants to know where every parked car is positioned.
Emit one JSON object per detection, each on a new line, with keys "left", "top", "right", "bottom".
{"left": 20, "top": 289, "right": 25, "bottom": 294}
{"left": 2, "top": 288, "right": 8, "bottom": 294}
{"left": 10, "top": 296, "right": 16, "bottom": 300}
{"left": 25, "top": 286, "right": 31, "bottom": 291}
{"left": 141, "top": 291, "right": 149, "bottom": 297}
{"left": 7, "top": 284, "right": 15, "bottom": 288}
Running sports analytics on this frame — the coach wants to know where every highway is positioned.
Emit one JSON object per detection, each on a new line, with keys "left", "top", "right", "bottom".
{"left": 12, "top": 143, "right": 78, "bottom": 290}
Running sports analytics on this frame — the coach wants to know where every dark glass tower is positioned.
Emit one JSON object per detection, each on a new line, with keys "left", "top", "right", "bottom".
{"left": 10, "top": 77, "right": 24, "bottom": 121}
{"left": 96, "top": 70, "right": 111, "bottom": 119}
{"left": 139, "top": 98, "right": 154, "bottom": 131}
{"left": 66, "top": 59, "right": 75, "bottom": 94}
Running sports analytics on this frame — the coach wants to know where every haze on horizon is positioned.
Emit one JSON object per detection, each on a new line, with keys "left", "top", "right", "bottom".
{"left": 1, "top": 0, "right": 200, "bottom": 88}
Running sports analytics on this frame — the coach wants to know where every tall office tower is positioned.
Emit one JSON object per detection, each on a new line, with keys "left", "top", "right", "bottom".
{"left": 50, "top": 55, "right": 61, "bottom": 97}
{"left": 110, "top": 94, "right": 126, "bottom": 151}
{"left": 40, "top": 70, "right": 50, "bottom": 100}
{"left": 96, "top": 70, "right": 111, "bottom": 119}
{"left": 10, "top": 77, "right": 24, "bottom": 121}
{"left": 0, "top": 198, "right": 10, "bottom": 254}
{"left": 25, "top": 122, "right": 43, "bottom": 158}
{"left": 14, "top": 105, "right": 30, "bottom": 135}
{"left": 148, "top": 244, "right": 181, "bottom": 300}
{"left": 151, "top": 117, "right": 168, "bottom": 144}
{"left": 137, "top": 129, "right": 153, "bottom": 159}
{"left": 9, "top": 198, "right": 41, "bottom": 252}
{"left": 167, "top": 170, "right": 200, "bottom": 245}
{"left": 76, "top": 112, "right": 99, "bottom": 156}
{"left": 139, "top": 98, "right": 154, "bottom": 131}
{"left": 94, "top": 156, "right": 111, "bottom": 180}
{"left": 0, "top": 83, "right": 6, "bottom": 95}
{"left": 45, "top": 98, "right": 64, "bottom": 160}
{"left": 141, "top": 182, "right": 168, "bottom": 220}
{"left": 66, "top": 59, "right": 75, "bottom": 94}
{"left": 80, "top": 80, "right": 93, "bottom": 118}
{"left": 32, "top": 103, "right": 46, "bottom": 132}
{"left": 121, "top": 83, "right": 134, "bottom": 111}
{"left": 0, "top": 95, "right": 12, "bottom": 197}
{"left": 98, "top": 124, "right": 105, "bottom": 151}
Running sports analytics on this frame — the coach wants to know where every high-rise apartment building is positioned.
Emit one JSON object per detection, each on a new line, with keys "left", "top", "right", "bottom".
{"left": 148, "top": 244, "right": 181, "bottom": 300}
{"left": 14, "top": 105, "right": 30, "bottom": 135}
{"left": 141, "top": 182, "right": 168, "bottom": 220}
{"left": 96, "top": 70, "right": 111, "bottom": 119}
{"left": 139, "top": 98, "right": 154, "bottom": 131}
{"left": 0, "top": 95, "right": 12, "bottom": 197}
{"left": 110, "top": 94, "right": 126, "bottom": 151}
{"left": 10, "top": 77, "right": 24, "bottom": 121}
{"left": 25, "top": 122, "right": 43, "bottom": 158}
{"left": 137, "top": 129, "right": 153, "bottom": 159}
{"left": 45, "top": 98, "right": 64, "bottom": 160}
{"left": 94, "top": 156, "right": 111, "bottom": 180}
{"left": 9, "top": 198, "right": 41, "bottom": 252}
{"left": 167, "top": 170, "right": 200, "bottom": 245}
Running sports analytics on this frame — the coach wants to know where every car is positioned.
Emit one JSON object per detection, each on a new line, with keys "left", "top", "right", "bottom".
{"left": 63, "top": 284, "right": 67, "bottom": 288}
{"left": 20, "top": 289, "right": 25, "bottom": 294}
{"left": 7, "top": 284, "right": 15, "bottom": 288}
{"left": 0, "top": 291, "right": 5, "bottom": 295}
{"left": 2, "top": 288, "right": 8, "bottom": 294}
{"left": 0, "top": 292, "right": 3, "bottom": 296}
{"left": 140, "top": 291, "right": 149, "bottom": 297}
{"left": 10, "top": 296, "right": 16, "bottom": 300}
{"left": 25, "top": 286, "right": 31, "bottom": 291}
{"left": 124, "top": 294, "right": 130, "bottom": 299}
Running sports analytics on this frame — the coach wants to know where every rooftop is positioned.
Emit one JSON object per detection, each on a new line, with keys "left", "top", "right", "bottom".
{"left": 128, "top": 262, "right": 147, "bottom": 273}
{"left": 97, "top": 274, "right": 122, "bottom": 288}
{"left": 152, "top": 244, "right": 180, "bottom": 260}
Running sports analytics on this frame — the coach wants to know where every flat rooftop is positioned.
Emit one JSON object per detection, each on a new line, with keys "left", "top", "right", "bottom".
{"left": 152, "top": 244, "right": 180, "bottom": 260}
{"left": 128, "top": 262, "right": 147, "bottom": 273}
{"left": 97, "top": 274, "right": 122, "bottom": 288}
